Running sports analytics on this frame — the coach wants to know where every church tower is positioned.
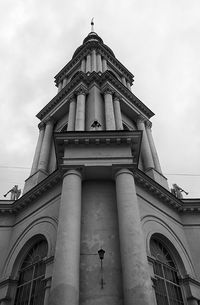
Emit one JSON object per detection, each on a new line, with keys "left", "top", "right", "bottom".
{"left": 1, "top": 25, "right": 200, "bottom": 305}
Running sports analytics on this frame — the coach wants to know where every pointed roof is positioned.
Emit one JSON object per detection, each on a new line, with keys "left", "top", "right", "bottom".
{"left": 72, "top": 31, "right": 115, "bottom": 59}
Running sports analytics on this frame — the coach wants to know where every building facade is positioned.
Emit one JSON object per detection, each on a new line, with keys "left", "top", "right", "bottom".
{"left": 0, "top": 30, "right": 200, "bottom": 305}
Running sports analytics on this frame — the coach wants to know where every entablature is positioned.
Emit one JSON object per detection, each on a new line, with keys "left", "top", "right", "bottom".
{"left": 37, "top": 71, "right": 154, "bottom": 121}
{"left": 54, "top": 40, "right": 134, "bottom": 85}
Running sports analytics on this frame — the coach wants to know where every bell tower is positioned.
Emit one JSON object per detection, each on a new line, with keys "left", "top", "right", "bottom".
{"left": 22, "top": 26, "right": 169, "bottom": 305}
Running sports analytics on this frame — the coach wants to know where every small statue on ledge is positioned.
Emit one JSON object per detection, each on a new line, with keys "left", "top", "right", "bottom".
{"left": 4, "top": 185, "right": 21, "bottom": 200}
{"left": 171, "top": 183, "right": 188, "bottom": 199}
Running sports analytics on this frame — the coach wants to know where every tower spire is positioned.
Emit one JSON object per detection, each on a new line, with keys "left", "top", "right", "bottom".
{"left": 91, "top": 17, "right": 94, "bottom": 32}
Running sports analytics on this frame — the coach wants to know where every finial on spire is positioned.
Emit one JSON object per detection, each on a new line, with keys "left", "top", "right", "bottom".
{"left": 91, "top": 17, "right": 94, "bottom": 32}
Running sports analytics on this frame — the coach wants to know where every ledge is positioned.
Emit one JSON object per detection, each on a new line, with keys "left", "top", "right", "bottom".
{"left": 0, "top": 171, "right": 62, "bottom": 214}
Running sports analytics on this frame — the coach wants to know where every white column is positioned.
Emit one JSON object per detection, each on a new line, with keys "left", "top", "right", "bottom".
{"left": 102, "top": 58, "right": 107, "bottom": 72}
{"left": 67, "top": 97, "right": 76, "bottom": 131}
{"left": 81, "top": 58, "right": 86, "bottom": 72}
{"left": 113, "top": 95, "right": 123, "bottom": 130}
{"left": 38, "top": 119, "right": 54, "bottom": 172}
{"left": 30, "top": 123, "right": 45, "bottom": 176}
{"left": 145, "top": 121, "right": 162, "bottom": 173}
{"left": 97, "top": 54, "right": 102, "bottom": 72}
{"left": 75, "top": 89, "right": 86, "bottom": 131}
{"left": 86, "top": 53, "right": 91, "bottom": 73}
{"left": 137, "top": 118, "right": 154, "bottom": 170}
{"left": 127, "top": 82, "right": 131, "bottom": 90}
{"left": 62, "top": 77, "right": 67, "bottom": 88}
{"left": 58, "top": 82, "right": 62, "bottom": 92}
{"left": 122, "top": 76, "right": 126, "bottom": 86}
{"left": 115, "top": 168, "right": 154, "bottom": 305}
{"left": 103, "top": 88, "right": 116, "bottom": 130}
{"left": 49, "top": 169, "right": 82, "bottom": 305}
{"left": 91, "top": 49, "right": 96, "bottom": 72}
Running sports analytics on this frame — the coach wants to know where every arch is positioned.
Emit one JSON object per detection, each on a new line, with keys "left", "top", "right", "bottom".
{"left": 3, "top": 216, "right": 57, "bottom": 278}
{"left": 150, "top": 236, "right": 185, "bottom": 305}
{"left": 141, "top": 215, "right": 195, "bottom": 277}
{"left": 14, "top": 239, "right": 48, "bottom": 305}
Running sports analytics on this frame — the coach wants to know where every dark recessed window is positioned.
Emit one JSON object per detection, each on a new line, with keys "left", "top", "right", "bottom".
{"left": 14, "top": 240, "right": 48, "bottom": 305}
{"left": 150, "top": 238, "right": 184, "bottom": 305}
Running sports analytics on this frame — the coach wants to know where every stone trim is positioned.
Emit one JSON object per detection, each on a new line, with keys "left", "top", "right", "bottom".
{"left": 54, "top": 40, "right": 133, "bottom": 84}
{"left": 133, "top": 169, "right": 183, "bottom": 211}
{"left": 37, "top": 71, "right": 153, "bottom": 120}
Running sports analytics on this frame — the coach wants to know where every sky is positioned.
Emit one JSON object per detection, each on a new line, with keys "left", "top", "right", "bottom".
{"left": 0, "top": 0, "right": 200, "bottom": 199}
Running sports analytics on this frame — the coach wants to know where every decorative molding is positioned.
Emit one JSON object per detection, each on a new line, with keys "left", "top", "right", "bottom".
{"left": 102, "top": 86, "right": 114, "bottom": 96}
{"left": 37, "top": 71, "right": 154, "bottom": 121}
{"left": 54, "top": 40, "right": 133, "bottom": 85}
{"left": 75, "top": 86, "right": 88, "bottom": 96}
{"left": 145, "top": 120, "right": 152, "bottom": 129}
{"left": 133, "top": 169, "right": 184, "bottom": 211}
{"left": 0, "top": 171, "right": 62, "bottom": 214}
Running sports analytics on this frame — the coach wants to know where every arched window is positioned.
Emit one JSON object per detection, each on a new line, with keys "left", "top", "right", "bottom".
{"left": 150, "top": 238, "right": 184, "bottom": 305}
{"left": 14, "top": 240, "right": 48, "bottom": 305}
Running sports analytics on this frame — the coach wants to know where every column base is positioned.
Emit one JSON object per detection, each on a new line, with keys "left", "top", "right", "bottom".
{"left": 23, "top": 169, "right": 48, "bottom": 194}
{"left": 145, "top": 168, "right": 169, "bottom": 190}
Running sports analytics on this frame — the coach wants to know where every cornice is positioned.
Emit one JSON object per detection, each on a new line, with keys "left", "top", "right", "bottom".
{"left": 133, "top": 169, "right": 183, "bottom": 211}
{"left": 37, "top": 71, "right": 154, "bottom": 120}
{"left": 0, "top": 171, "right": 62, "bottom": 214}
{"left": 54, "top": 40, "right": 133, "bottom": 84}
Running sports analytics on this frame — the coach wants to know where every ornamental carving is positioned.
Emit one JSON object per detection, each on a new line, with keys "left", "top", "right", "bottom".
{"left": 75, "top": 86, "right": 88, "bottom": 96}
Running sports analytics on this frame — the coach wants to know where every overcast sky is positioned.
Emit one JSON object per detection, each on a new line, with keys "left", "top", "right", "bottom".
{"left": 0, "top": 0, "right": 199, "bottom": 199}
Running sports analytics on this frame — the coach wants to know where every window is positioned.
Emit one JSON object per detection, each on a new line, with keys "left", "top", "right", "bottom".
{"left": 14, "top": 240, "right": 48, "bottom": 305}
{"left": 150, "top": 238, "right": 184, "bottom": 305}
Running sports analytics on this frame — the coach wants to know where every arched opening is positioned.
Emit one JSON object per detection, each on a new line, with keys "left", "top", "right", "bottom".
{"left": 150, "top": 238, "right": 184, "bottom": 305}
{"left": 14, "top": 240, "right": 48, "bottom": 305}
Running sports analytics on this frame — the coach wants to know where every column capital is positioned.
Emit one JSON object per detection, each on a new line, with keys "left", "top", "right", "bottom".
{"left": 113, "top": 93, "right": 121, "bottom": 101}
{"left": 38, "top": 122, "right": 45, "bottom": 130}
{"left": 137, "top": 115, "right": 146, "bottom": 125}
{"left": 115, "top": 168, "right": 134, "bottom": 180}
{"left": 102, "top": 86, "right": 114, "bottom": 96}
{"left": 63, "top": 168, "right": 82, "bottom": 180}
{"left": 44, "top": 116, "right": 55, "bottom": 126}
{"left": 75, "top": 86, "right": 88, "bottom": 96}
{"left": 68, "top": 94, "right": 76, "bottom": 102}
{"left": 145, "top": 120, "right": 152, "bottom": 129}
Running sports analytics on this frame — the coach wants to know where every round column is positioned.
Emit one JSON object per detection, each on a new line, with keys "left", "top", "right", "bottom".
{"left": 113, "top": 95, "right": 123, "bottom": 130}
{"left": 67, "top": 96, "right": 76, "bottom": 131}
{"left": 49, "top": 169, "right": 82, "bottom": 305}
{"left": 97, "top": 53, "right": 102, "bottom": 72}
{"left": 115, "top": 168, "right": 154, "bottom": 305}
{"left": 137, "top": 118, "right": 154, "bottom": 170}
{"left": 122, "top": 76, "right": 126, "bottom": 86}
{"left": 58, "top": 82, "right": 62, "bottom": 93}
{"left": 81, "top": 58, "right": 86, "bottom": 72}
{"left": 91, "top": 49, "right": 96, "bottom": 72}
{"left": 145, "top": 121, "right": 162, "bottom": 173}
{"left": 102, "top": 58, "right": 107, "bottom": 72}
{"left": 104, "top": 88, "right": 116, "bottom": 130}
{"left": 127, "top": 81, "right": 131, "bottom": 91}
{"left": 75, "top": 88, "right": 86, "bottom": 131}
{"left": 30, "top": 123, "right": 45, "bottom": 175}
{"left": 62, "top": 77, "right": 68, "bottom": 88}
{"left": 86, "top": 53, "right": 91, "bottom": 73}
{"left": 38, "top": 118, "right": 54, "bottom": 172}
